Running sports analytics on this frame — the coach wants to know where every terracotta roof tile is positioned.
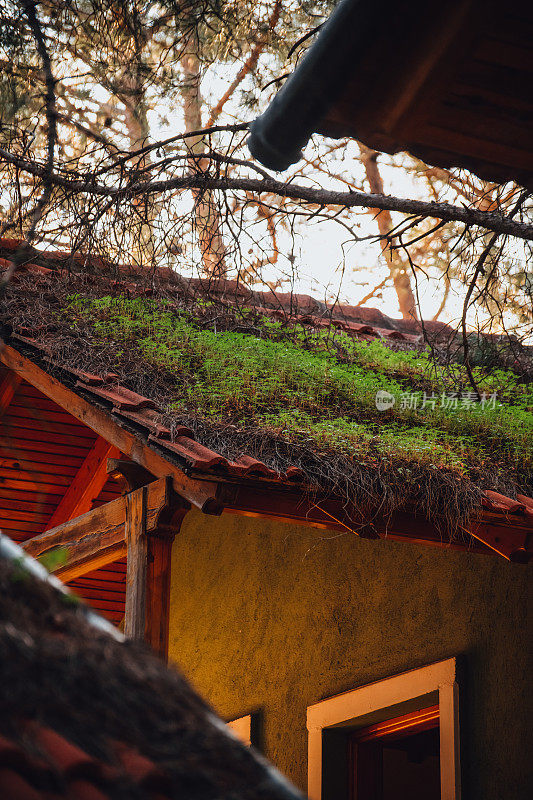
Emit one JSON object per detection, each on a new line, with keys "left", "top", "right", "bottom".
{"left": 112, "top": 743, "right": 158, "bottom": 784}
{"left": 67, "top": 370, "right": 119, "bottom": 386}
{"left": 482, "top": 491, "right": 527, "bottom": 514}
{"left": 78, "top": 383, "right": 160, "bottom": 412}
{"left": 31, "top": 726, "right": 97, "bottom": 776}
{"left": 285, "top": 465, "right": 306, "bottom": 482}
{"left": 156, "top": 435, "right": 231, "bottom": 470}
{"left": 0, "top": 725, "right": 175, "bottom": 800}
{"left": 112, "top": 408, "right": 173, "bottom": 439}
{"left": 230, "top": 454, "right": 279, "bottom": 478}
{"left": 0, "top": 768, "right": 44, "bottom": 800}
{"left": 65, "top": 779, "right": 109, "bottom": 800}
{"left": 0, "top": 238, "right": 455, "bottom": 340}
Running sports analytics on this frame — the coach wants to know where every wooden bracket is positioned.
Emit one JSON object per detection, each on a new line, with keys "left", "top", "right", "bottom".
{"left": 107, "top": 457, "right": 155, "bottom": 493}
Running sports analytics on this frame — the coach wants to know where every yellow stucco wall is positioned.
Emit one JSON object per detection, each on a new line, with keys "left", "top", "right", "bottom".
{"left": 168, "top": 509, "right": 532, "bottom": 800}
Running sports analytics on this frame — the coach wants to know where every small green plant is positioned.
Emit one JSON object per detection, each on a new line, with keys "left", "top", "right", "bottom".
{"left": 38, "top": 546, "right": 68, "bottom": 573}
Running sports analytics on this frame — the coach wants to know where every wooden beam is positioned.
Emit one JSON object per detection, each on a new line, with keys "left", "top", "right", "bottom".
{"left": 1, "top": 345, "right": 222, "bottom": 515}
{"left": 47, "top": 437, "right": 120, "bottom": 528}
{"left": 0, "top": 369, "right": 21, "bottom": 417}
{"left": 25, "top": 493, "right": 127, "bottom": 559}
{"left": 24, "top": 477, "right": 171, "bottom": 571}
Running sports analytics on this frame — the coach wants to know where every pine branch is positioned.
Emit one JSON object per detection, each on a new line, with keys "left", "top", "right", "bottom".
{"left": 1, "top": 147, "right": 532, "bottom": 241}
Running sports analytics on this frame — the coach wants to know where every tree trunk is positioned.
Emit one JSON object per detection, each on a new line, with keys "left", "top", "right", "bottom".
{"left": 359, "top": 145, "right": 418, "bottom": 320}
{"left": 181, "top": 35, "right": 227, "bottom": 277}
{"left": 123, "top": 73, "right": 154, "bottom": 268}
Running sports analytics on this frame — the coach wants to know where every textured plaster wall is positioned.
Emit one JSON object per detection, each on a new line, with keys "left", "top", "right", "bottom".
{"left": 168, "top": 510, "right": 532, "bottom": 800}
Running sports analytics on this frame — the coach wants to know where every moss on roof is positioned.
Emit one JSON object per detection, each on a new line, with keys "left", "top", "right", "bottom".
{"left": 54, "top": 294, "right": 530, "bottom": 527}
{"left": 3, "top": 277, "right": 532, "bottom": 531}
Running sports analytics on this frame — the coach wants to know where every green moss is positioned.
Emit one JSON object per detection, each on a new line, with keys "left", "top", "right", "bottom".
{"left": 63, "top": 295, "right": 533, "bottom": 484}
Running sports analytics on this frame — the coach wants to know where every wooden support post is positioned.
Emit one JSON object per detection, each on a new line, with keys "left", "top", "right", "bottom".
{"left": 145, "top": 534, "right": 174, "bottom": 659}
{"left": 124, "top": 486, "right": 148, "bottom": 642}
{"left": 122, "top": 483, "right": 189, "bottom": 659}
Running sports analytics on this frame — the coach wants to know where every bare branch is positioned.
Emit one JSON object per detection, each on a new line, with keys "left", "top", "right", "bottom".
{"left": 1, "top": 147, "right": 532, "bottom": 241}
{"left": 1, "top": 0, "right": 58, "bottom": 294}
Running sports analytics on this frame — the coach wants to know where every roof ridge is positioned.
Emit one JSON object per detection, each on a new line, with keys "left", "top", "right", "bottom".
{"left": 0, "top": 237, "right": 454, "bottom": 339}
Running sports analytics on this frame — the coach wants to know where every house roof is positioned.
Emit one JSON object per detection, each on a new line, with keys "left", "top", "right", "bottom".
{"left": 0, "top": 536, "right": 304, "bottom": 800}
{"left": 247, "top": 0, "right": 533, "bottom": 188}
{"left": 1, "top": 238, "right": 532, "bottom": 566}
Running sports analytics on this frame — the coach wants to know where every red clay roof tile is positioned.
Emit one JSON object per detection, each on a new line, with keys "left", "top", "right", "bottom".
{"left": 285, "top": 465, "right": 306, "bottom": 482}
{"left": 111, "top": 408, "right": 173, "bottom": 439}
{"left": 31, "top": 725, "right": 96, "bottom": 775}
{"left": 482, "top": 491, "right": 527, "bottom": 514}
{"left": 0, "top": 768, "right": 44, "bottom": 800}
{"left": 516, "top": 493, "right": 533, "bottom": 512}
{"left": 0, "top": 725, "right": 176, "bottom": 800}
{"left": 157, "top": 436, "right": 230, "bottom": 470}
{"left": 231, "top": 454, "right": 278, "bottom": 477}
{"left": 64, "top": 779, "right": 108, "bottom": 800}
{"left": 78, "top": 383, "right": 160, "bottom": 412}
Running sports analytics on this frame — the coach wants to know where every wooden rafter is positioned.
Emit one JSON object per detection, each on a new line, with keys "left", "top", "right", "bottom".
{"left": 1, "top": 345, "right": 222, "bottom": 515}
{"left": 46, "top": 437, "right": 120, "bottom": 528}
{"left": 0, "top": 368, "right": 21, "bottom": 418}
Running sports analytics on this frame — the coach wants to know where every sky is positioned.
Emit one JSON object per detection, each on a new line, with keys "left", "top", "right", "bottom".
{"left": 147, "top": 67, "right": 468, "bottom": 325}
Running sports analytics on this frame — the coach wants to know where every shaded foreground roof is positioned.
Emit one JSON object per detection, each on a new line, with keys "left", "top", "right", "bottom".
{"left": 248, "top": 0, "right": 533, "bottom": 188}
{"left": 1, "top": 238, "right": 533, "bottom": 562}
{"left": 0, "top": 536, "right": 303, "bottom": 800}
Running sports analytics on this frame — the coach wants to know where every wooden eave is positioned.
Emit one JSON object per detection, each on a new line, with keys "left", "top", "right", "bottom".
{"left": 248, "top": 0, "right": 533, "bottom": 186}
{"left": 318, "top": 1, "right": 533, "bottom": 187}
